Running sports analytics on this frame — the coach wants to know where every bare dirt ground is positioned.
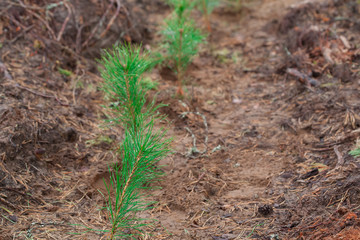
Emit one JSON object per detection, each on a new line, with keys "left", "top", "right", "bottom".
{"left": 1, "top": 0, "right": 360, "bottom": 239}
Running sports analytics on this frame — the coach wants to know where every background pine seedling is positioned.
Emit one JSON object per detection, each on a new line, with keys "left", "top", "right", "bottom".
{"left": 196, "top": 0, "right": 220, "bottom": 32}
{"left": 97, "top": 45, "right": 171, "bottom": 239}
{"left": 162, "top": 1, "right": 205, "bottom": 96}
{"left": 167, "top": 0, "right": 195, "bottom": 20}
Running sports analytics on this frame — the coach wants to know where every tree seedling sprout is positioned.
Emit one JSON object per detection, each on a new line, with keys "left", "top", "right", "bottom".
{"left": 95, "top": 44, "right": 171, "bottom": 239}
{"left": 162, "top": 0, "right": 205, "bottom": 96}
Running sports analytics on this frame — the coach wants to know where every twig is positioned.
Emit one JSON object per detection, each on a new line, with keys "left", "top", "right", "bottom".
{"left": 334, "top": 145, "right": 344, "bottom": 168}
{"left": 286, "top": 68, "right": 319, "bottom": 87}
{"left": 99, "top": 0, "right": 122, "bottom": 38}
{"left": 75, "top": 24, "right": 86, "bottom": 54}
{"left": 312, "top": 128, "right": 360, "bottom": 149}
{"left": 0, "top": 3, "right": 13, "bottom": 16}
{"left": 82, "top": 0, "right": 114, "bottom": 48}
{"left": 8, "top": 25, "right": 34, "bottom": 44}
{"left": 202, "top": 0, "right": 211, "bottom": 32}
{"left": 15, "top": 83, "right": 53, "bottom": 98}
{"left": 56, "top": 2, "right": 72, "bottom": 41}
{"left": 11, "top": 0, "right": 43, "bottom": 10}
{"left": 181, "top": 111, "right": 209, "bottom": 158}
{"left": 0, "top": 187, "right": 45, "bottom": 205}
{"left": 17, "top": 0, "right": 56, "bottom": 39}
{"left": 189, "top": 172, "right": 206, "bottom": 185}
{"left": 72, "top": 69, "right": 85, "bottom": 105}
{"left": 0, "top": 197, "right": 22, "bottom": 211}
{"left": 14, "top": 83, "right": 70, "bottom": 106}
{"left": 0, "top": 61, "right": 13, "bottom": 80}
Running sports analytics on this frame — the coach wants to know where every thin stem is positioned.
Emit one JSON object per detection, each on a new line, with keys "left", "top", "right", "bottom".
{"left": 236, "top": 0, "right": 242, "bottom": 11}
{"left": 124, "top": 72, "right": 137, "bottom": 133}
{"left": 110, "top": 147, "right": 143, "bottom": 239}
{"left": 177, "top": 28, "right": 184, "bottom": 95}
{"left": 202, "top": 0, "right": 211, "bottom": 32}
{"left": 99, "top": 45, "right": 170, "bottom": 239}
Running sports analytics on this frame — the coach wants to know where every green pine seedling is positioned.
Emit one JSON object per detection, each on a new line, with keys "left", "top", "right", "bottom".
{"left": 97, "top": 44, "right": 172, "bottom": 239}
{"left": 100, "top": 45, "right": 155, "bottom": 131}
{"left": 167, "top": 0, "right": 195, "bottom": 20}
{"left": 197, "top": 0, "right": 220, "bottom": 32}
{"left": 162, "top": 16, "right": 205, "bottom": 96}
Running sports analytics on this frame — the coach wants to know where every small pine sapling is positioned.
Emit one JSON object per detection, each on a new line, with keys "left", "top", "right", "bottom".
{"left": 197, "top": 0, "right": 220, "bottom": 32}
{"left": 162, "top": 7, "right": 205, "bottom": 96}
{"left": 98, "top": 44, "right": 171, "bottom": 239}
{"left": 167, "top": 0, "right": 195, "bottom": 20}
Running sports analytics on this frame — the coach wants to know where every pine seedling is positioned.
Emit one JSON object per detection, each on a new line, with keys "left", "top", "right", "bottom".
{"left": 100, "top": 45, "right": 151, "bottom": 131}
{"left": 197, "top": 0, "right": 220, "bottom": 32}
{"left": 98, "top": 44, "right": 171, "bottom": 239}
{"left": 167, "top": 0, "right": 195, "bottom": 20}
{"left": 162, "top": 16, "right": 205, "bottom": 96}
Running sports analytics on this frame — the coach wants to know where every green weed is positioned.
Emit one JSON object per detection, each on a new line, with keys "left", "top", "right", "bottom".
{"left": 350, "top": 140, "right": 360, "bottom": 157}
{"left": 57, "top": 67, "right": 72, "bottom": 77}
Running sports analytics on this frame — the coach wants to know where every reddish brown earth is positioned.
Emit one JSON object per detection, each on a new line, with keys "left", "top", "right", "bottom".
{"left": 1, "top": 0, "right": 360, "bottom": 239}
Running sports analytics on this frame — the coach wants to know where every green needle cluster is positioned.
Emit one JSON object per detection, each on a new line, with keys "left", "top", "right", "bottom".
{"left": 162, "top": 0, "right": 205, "bottom": 96}
{"left": 99, "top": 45, "right": 171, "bottom": 239}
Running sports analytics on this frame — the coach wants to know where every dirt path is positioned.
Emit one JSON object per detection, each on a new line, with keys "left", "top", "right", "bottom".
{"left": 141, "top": 0, "right": 304, "bottom": 238}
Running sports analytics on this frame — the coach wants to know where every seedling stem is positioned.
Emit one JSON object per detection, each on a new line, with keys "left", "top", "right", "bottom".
{"left": 202, "top": 0, "right": 212, "bottom": 32}
{"left": 177, "top": 28, "right": 184, "bottom": 96}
